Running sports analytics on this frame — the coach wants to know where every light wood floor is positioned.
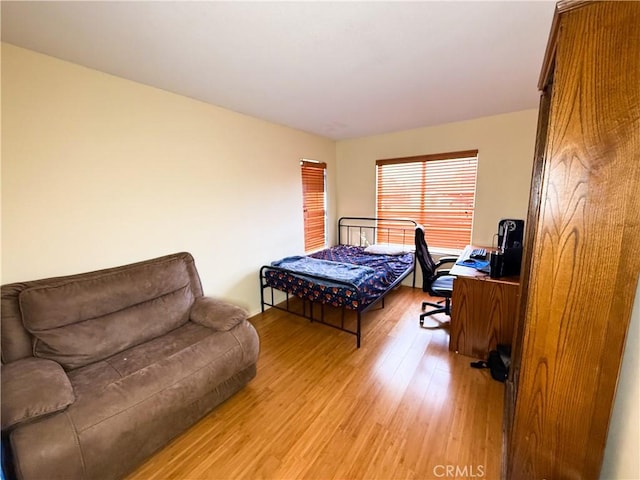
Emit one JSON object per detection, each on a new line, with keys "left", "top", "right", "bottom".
{"left": 127, "top": 286, "right": 504, "bottom": 480}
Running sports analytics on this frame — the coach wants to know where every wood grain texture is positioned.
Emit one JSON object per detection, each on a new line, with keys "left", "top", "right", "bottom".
{"left": 450, "top": 276, "right": 519, "bottom": 359}
{"left": 126, "top": 287, "right": 505, "bottom": 480}
{"left": 504, "top": 65, "right": 553, "bottom": 480}
{"left": 508, "top": 2, "right": 640, "bottom": 479}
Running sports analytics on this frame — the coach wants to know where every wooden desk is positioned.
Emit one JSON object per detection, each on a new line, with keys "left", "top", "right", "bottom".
{"left": 449, "top": 245, "right": 520, "bottom": 359}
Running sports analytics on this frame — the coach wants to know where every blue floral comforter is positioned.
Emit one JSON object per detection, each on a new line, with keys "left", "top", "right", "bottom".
{"left": 264, "top": 245, "right": 414, "bottom": 310}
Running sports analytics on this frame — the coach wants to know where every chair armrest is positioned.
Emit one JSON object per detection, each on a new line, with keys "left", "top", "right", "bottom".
{"left": 434, "top": 269, "right": 452, "bottom": 278}
{"left": 190, "top": 296, "right": 248, "bottom": 332}
{"left": 1, "top": 358, "right": 75, "bottom": 431}
{"left": 435, "top": 256, "right": 458, "bottom": 269}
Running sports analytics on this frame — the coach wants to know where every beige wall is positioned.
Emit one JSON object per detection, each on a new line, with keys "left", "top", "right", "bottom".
{"left": 336, "top": 109, "right": 539, "bottom": 249}
{"left": 1, "top": 44, "right": 336, "bottom": 315}
{"left": 0, "top": 44, "right": 539, "bottom": 312}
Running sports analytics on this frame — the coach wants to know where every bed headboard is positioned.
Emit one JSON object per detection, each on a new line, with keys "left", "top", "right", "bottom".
{"left": 337, "top": 217, "right": 417, "bottom": 249}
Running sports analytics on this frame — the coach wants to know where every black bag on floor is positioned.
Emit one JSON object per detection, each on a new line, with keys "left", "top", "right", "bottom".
{"left": 470, "top": 344, "right": 511, "bottom": 382}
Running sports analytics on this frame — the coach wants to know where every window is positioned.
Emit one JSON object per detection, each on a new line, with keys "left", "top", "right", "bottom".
{"left": 376, "top": 150, "right": 478, "bottom": 250}
{"left": 301, "top": 159, "right": 327, "bottom": 252}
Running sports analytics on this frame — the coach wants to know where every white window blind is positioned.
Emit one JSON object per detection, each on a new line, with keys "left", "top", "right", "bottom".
{"left": 376, "top": 150, "right": 478, "bottom": 249}
{"left": 301, "top": 160, "right": 327, "bottom": 252}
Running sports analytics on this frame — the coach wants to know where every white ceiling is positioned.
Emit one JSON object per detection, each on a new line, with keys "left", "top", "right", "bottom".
{"left": 1, "top": 1, "right": 556, "bottom": 140}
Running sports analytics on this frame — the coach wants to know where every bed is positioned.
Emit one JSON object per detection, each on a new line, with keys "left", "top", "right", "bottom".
{"left": 259, "top": 217, "right": 417, "bottom": 347}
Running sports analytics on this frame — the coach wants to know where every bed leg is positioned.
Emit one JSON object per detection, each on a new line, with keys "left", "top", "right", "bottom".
{"left": 356, "top": 312, "right": 362, "bottom": 348}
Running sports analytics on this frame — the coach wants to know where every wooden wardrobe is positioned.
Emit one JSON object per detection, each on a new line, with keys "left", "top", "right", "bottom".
{"left": 504, "top": 1, "right": 640, "bottom": 479}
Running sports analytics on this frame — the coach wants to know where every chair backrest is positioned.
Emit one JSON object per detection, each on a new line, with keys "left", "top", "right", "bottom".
{"left": 415, "top": 225, "right": 437, "bottom": 289}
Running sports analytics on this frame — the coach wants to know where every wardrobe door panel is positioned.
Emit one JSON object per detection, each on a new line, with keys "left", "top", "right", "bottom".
{"left": 508, "top": 3, "right": 640, "bottom": 479}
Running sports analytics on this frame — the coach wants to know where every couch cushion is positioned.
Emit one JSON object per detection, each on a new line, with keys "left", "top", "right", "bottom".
{"left": 19, "top": 255, "right": 197, "bottom": 370}
{"left": 1, "top": 358, "right": 75, "bottom": 430}
{"left": 1, "top": 282, "right": 34, "bottom": 363}
{"left": 65, "top": 320, "right": 258, "bottom": 433}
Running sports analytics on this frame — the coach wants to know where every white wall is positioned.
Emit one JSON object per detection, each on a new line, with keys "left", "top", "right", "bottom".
{"left": 601, "top": 279, "right": 640, "bottom": 480}
{"left": 1, "top": 44, "right": 336, "bottom": 315}
{"left": 336, "top": 109, "right": 539, "bottom": 249}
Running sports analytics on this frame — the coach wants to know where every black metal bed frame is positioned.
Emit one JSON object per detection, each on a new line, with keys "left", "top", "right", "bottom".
{"left": 259, "top": 217, "right": 417, "bottom": 348}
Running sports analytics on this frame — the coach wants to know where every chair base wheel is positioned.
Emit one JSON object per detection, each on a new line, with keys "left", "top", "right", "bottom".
{"left": 419, "top": 315, "right": 450, "bottom": 329}
{"left": 419, "top": 298, "right": 451, "bottom": 329}
{"left": 422, "top": 300, "right": 444, "bottom": 311}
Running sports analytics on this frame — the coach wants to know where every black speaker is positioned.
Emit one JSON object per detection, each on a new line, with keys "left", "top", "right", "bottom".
{"left": 502, "top": 247, "right": 523, "bottom": 276}
{"left": 498, "top": 219, "right": 525, "bottom": 250}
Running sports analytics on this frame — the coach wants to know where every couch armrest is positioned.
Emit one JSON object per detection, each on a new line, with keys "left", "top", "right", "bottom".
{"left": 1, "top": 358, "right": 75, "bottom": 431}
{"left": 190, "top": 296, "right": 248, "bottom": 332}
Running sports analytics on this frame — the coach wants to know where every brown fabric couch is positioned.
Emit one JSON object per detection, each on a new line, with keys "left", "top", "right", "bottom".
{"left": 0, "top": 252, "right": 259, "bottom": 480}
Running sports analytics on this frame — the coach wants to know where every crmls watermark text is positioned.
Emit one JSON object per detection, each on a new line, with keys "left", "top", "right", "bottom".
{"left": 432, "top": 464, "right": 486, "bottom": 478}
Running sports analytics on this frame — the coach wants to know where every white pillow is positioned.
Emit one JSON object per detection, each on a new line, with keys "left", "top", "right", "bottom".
{"left": 364, "top": 244, "right": 408, "bottom": 255}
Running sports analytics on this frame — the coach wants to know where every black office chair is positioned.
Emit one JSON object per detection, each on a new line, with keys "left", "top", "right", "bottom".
{"left": 415, "top": 225, "right": 458, "bottom": 328}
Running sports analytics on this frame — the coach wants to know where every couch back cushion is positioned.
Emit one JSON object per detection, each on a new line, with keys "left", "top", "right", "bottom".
{"left": 4, "top": 253, "right": 202, "bottom": 370}
{"left": 1, "top": 282, "right": 35, "bottom": 363}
